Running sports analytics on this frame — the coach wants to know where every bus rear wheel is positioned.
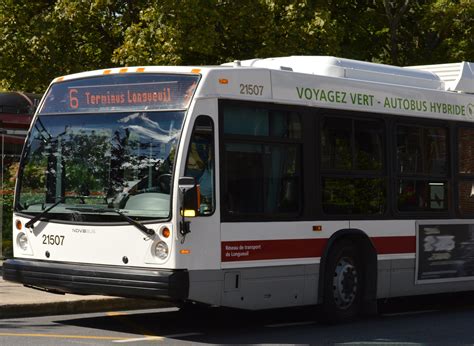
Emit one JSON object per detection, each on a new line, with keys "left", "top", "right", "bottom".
{"left": 321, "top": 240, "right": 364, "bottom": 323}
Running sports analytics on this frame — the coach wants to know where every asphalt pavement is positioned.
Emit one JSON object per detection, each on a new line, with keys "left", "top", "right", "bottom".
{"left": 0, "top": 260, "right": 171, "bottom": 319}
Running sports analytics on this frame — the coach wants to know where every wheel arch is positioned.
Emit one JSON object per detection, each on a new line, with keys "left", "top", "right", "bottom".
{"left": 318, "top": 228, "right": 378, "bottom": 316}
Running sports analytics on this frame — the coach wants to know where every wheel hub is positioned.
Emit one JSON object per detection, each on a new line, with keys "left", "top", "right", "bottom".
{"left": 333, "top": 257, "right": 358, "bottom": 309}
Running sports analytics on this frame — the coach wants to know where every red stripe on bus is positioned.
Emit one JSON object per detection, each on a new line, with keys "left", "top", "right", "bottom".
{"left": 372, "top": 235, "right": 416, "bottom": 254}
{"left": 221, "top": 236, "right": 416, "bottom": 262}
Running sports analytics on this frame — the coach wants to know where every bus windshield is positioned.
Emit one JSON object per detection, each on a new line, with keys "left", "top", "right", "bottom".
{"left": 15, "top": 73, "right": 199, "bottom": 223}
{"left": 16, "top": 111, "right": 184, "bottom": 222}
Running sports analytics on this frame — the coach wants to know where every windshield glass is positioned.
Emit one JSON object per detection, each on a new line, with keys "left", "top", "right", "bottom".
{"left": 16, "top": 111, "right": 184, "bottom": 222}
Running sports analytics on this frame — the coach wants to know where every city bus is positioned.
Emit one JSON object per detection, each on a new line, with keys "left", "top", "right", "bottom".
{"left": 3, "top": 56, "right": 474, "bottom": 323}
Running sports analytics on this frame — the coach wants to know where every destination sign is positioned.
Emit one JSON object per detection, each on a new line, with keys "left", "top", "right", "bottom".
{"left": 40, "top": 74, "right": 199, "bottom": 114}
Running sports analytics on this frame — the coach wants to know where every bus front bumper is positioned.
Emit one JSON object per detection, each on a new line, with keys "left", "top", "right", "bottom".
{"left": 2, "top": 259, "right": 189, "bottom": 301}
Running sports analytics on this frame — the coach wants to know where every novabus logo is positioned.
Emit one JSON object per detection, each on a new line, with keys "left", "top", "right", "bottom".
{"left": 71, "top": 228, "right": 96, "bottom": 234}
{"left": 467, "top": 103, "right": 474, "bottom": 117}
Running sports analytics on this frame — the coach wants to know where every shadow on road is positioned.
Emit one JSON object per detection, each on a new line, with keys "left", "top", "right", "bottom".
{"left": 55, "top": 292, "right": 474, "bottom": 344}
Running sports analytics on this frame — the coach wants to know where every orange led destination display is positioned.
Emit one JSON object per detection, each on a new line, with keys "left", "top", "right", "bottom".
{"left": 40, "top": 74, "right": 199, "bottom": 114}
{"left": 68, "top": 83, "right": 175, "bottom": 110}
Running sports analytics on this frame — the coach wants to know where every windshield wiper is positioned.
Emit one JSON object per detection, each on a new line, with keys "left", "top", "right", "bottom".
{"left": 66, "top": 207, "right": 155, "bottom": 236}
{"left": 25, "top": 199, "right": 64, "bottom": 229}
{"left": 111, "top": 209, "right": 156, "bottom": 236}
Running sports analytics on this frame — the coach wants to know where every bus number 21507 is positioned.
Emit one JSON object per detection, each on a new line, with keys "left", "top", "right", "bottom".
{"left": 240, "top": 83, "right": 264, "bottom": 96}
{"left": 42, "top": 234, "right": 65, "bottom": 246}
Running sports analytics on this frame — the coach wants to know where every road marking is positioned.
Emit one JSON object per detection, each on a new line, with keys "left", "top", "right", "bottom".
{"left": 107, "top": 311, "right": 128, "bottom": 316}
{"left": 265, "top": 321, "right": 315, "bottom": 328}
{"left": 382, "top": 309, "right": 438, "bottom": 317}
{"left": 339, "top": 342, "right": 420, "bottom": 345}
{"left": 0, "top": 332, "right": 127, "bottom": 341}
{"left": 113, "top": 332, "right": 204, "bottom": 343}
{"left": 106, "top": 311, "right": 203, "bottom": 342}
{"left": 106, "top": 311, "right": 156, "bottom": 337}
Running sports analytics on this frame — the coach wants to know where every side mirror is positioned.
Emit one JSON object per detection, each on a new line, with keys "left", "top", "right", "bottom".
{"left": 178, "top": 177, "right": 200, "bottom": 238}
{"left": 178, "top": 177, "right": 200, "bottom": 217}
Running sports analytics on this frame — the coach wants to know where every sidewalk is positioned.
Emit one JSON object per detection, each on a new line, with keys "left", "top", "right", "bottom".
{"left": 0, "top": 261, "right": 171, "bottom": 319}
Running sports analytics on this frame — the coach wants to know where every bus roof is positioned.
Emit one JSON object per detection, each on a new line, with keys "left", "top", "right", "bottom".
{"left": 225, "top": 56, "right": 474, "bottom": 94}
{"left": 46, "top": 57, "right": 474, "bottom": 122}
{"left": 52, "top": 56, "right": 473, "bottom": 94}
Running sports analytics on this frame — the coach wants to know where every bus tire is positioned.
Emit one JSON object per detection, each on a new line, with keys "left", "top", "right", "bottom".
{"left": 177, "top": 300, "right": 210, "bottom": 313}
{"left": 321, "top": 239, "right": 364, "bottom": 324}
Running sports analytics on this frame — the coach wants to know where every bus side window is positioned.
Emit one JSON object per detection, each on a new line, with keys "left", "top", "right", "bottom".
{"left": 184, "top": 116, "right": 215, "bottom": 215}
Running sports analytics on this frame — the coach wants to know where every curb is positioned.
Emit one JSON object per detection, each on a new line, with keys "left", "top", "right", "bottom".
{"left": 0, "top": 297, "right": 172, "bottom": 319}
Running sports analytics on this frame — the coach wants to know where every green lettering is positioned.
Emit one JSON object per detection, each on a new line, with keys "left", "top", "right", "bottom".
{"left": 339, "top": 91, "right": 347, "bottom": 104}
{"left": 320, "top": 90, "right": 327, "bottom": 102}
{"left": 350, "top": 93, "right": 358, "bottom": 104}
{"left": 313, "top": 88, "right": 320, "bottom": 100}
{"left": 296, "top": 87, "right": 304, "bottom": 99}
{"left": 327, "top": 90, "right": 335, "bottom": 102}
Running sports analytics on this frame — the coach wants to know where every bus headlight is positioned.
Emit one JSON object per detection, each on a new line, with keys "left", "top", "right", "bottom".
{"left": 17, "top": 232, "right": 29, "bottom": 251}
{"left": 154, "top": 241, "right": 169, "bottom": 260}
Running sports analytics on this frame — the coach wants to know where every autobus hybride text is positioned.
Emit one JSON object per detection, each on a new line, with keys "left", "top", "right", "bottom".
{"left": 296, "top": 86, "right": 473, "bottom": 117}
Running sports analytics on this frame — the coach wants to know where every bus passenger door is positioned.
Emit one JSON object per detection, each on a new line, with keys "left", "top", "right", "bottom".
{"left": 178, "top": 110, "right": 221, "bottom": 268}
{"left": 178, "top": 110, "right": 223, "bottom": 305}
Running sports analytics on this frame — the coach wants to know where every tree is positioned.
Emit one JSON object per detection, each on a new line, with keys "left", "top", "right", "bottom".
{"left": 113, "top": 0, "right": 341, "bottom": 66}
{"left": 320, "top": 0, "right": 473, "bottom": 65}
{"left": 1, "top": 1, "right": 61, "bottom": 92}
{"left": 0, "top": 0, "right": 472, "bottom": 92}
{"left": 419, "top": 0, "right": 474, "bottom": 64}
{"left": 0, "top": 0, "right": 144, "bottom": 92}
{"left": 113, "top": 0, "right": 222, "bottom": 66}
{"left": 255, "top": 1, "right": 341, "bottom": 58}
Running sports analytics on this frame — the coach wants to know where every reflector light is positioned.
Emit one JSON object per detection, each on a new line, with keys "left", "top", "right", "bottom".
{"left": 119, "top": 68, "right": 128, "bottom": 74}
{"left": 180, "top": 249, "right": 191, "bottom": 255}
{"left": 191, "top": 69, "right": 201, "bottom": 74}
{"left": 313, "top": 225, "right": 322, "bottom": 232}
{"left": 219, "top": 79, "right": 229, "bottom": 84}
{"left": 15, "top": 220, "right": 22, "bottom": 230}
{"left": 136, "top": 67, "right": 145, "bottom": 73}
{"left": 162, "top": 227, "right": 171, "bottom": 238}
{"left": 103, "top": 69, "right": 112, "bottom": 74}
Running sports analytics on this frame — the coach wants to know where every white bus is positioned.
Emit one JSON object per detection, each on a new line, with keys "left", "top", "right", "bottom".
{"left": 4, "top": 56, "right": 474, "bottom": 323}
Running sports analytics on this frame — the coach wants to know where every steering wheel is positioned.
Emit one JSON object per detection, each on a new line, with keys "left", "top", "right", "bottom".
{"left": 157, "top": 173, "right": 172, "bottom": 194}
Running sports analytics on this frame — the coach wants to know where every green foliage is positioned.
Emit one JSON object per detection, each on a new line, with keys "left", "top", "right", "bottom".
{"left": 420, "top": 0, "right": 474, "bottom": 63}
{"left": 1, "top": 161, "right": 19, "bottom": 258}
{"left": 2, "top": 193, "right": 14, "bottom": 258}
{"left": 112, "top": 1, "right": 340, "bottom": 65}
{"left": 0, "top": 0, "right": 473, "bottom": 93}
{"left": 0, "top": 0, "right": 144, "bottom": 92}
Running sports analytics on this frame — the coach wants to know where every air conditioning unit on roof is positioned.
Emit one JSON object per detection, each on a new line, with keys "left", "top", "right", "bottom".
{"left": 406, "top": 62, "right": 474, "bottom": 93}
{"left": 225, "top": 56, "right": 445, "bottom": 91}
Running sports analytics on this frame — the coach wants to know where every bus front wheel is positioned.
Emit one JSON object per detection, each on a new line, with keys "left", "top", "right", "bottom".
{"left": 321, "top": 239, "right": 364, "bottom": 323}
